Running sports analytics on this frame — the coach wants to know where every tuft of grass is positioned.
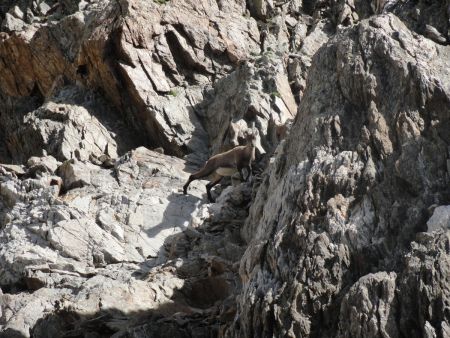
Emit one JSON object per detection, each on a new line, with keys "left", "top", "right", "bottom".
{"left": 270, "top": 91, "right": 281, "bottom": 98}
{"left": 168, "top": 89, "right": 178, "bottom": 97}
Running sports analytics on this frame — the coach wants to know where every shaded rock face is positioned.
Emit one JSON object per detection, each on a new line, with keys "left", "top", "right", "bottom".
{"left": 333, "top": 0, "right": 449, "bottom": 41}
{"left": 338, "top": 232, "right": 450, "bottom": 338}
{"left": 8, "top": 85, "right": 138, "bottom": 163}
{"left": 230, "top": 13, "right": 450, "bottom": 338}
{"left": 0, "top": 0, "right": 344, "bottom": 165}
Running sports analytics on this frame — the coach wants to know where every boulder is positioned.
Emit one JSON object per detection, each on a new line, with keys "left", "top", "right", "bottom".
{"left": 427, "top": 206, "right": 450, "bottom": 233}
{"left": 27, "top": 155, "right": 59, "bottom": 175}
{"left": 1, "top": 13, "right": 25, "bottom": 32}
{"left": 16, "top": 94, "right": 118, "bottom": 162}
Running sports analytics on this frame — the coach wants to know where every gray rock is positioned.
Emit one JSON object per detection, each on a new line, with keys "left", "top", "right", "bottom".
{"left": 1, "top": 13, "right": 25, "bottom": 32}
{"left": 0, "top": 0, "right": 260, "bottom": 161}
{"left": 37, "top": 2, "right": 51, "bottom": 16}
{"left": 27, "top": 155, "right": 59, "bottom": 174}
{"left": 1, "top": 85, "right": 140, "bottom": 165}
{"left": 47, "top": 218, "right": 126, "bottom": 263}
{"left": 336, "top": 231, "right": 450, "bottom": 338}
{"left": 9, "top": 6, "right": 24, "bottom": 20}
{"left": 423, "top": 24, "right": 447, "bottom": 44}
{"left": 396, "top": 232, "right": 450, "bottom": 338}
{"left": 11, "top": 86, "right": 122, "bottom": 163}
{"left": 427, "top": 206, "right": 450, "bottom": 232}
{"left": 56, "top": 159, "right": 93, "bottom": 190}
{"left": 337, "top": 272, "right": 399, "bottom": 338}
{"left": 288, "top": 20, "right": 333, "bottom": 99}
{"left": 0, "top": 164, "right": 26, "bottom": 176}
{"left": 0, "top": 180, "right": 22, "bottom": 207}
{"left": 203, "top": 56, "right": 296, "bottom": 159}
{"left": 228, "top": 14, "right": 450, "bottom": 338}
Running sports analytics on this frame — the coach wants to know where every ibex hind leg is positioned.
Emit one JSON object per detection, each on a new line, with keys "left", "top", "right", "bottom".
{"left": 183, "top": 170, "right": 208, "bottom": 194}
{"left": 206, "top": 175, "right": 223, "bottom": 203}
{"left": 183, "top": 175, "right": 194, "bottom": 194}
{"left": 183, "top": 163, "right": 214, "bottom": 195}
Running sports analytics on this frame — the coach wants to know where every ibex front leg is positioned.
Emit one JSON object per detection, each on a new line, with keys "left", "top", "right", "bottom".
{"left": 183, "top": 176, "right": 194, "bottom": 195}
{"left": 238, "top": 165, "right": 252, "bottom": 181}
{"left": 238, "top": 167, "right": 245, "bottom": 182}
{"left": 245, "top": 164, "right": 252, "bottom": 181}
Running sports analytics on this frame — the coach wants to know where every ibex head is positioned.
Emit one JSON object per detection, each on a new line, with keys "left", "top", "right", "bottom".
{"left": 243, "top": 128, "right": 258, "bottom": 147}
{"left": 228, "top": 120, "right": 247, "bottom": 147}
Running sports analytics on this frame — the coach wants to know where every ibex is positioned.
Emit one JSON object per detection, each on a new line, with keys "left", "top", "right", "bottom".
{"left": 183, "top": 130, "right": 258, "bottom": 202}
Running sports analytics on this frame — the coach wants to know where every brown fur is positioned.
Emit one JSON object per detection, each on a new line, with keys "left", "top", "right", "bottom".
{"left": 183, "top": 133, "right": 257, "bottom": 202}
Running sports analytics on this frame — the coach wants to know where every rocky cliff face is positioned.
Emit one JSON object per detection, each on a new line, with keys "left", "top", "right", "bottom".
{"left": 0, "top": 0, "right": 449, "bottom": 337}
{"left": 233, "top": 11, "right": 450, "bottom": 337}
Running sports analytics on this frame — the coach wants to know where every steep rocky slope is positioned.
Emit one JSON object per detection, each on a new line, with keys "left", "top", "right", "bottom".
{"left": 231, "top": 12, "right": 450, "bottom": 337}
{"left": 0, "top": 0, "right": 449, "bottom": 337}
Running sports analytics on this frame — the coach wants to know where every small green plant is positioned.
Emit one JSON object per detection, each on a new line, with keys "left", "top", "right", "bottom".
{"left": 270, "top": 91, "right": 281, "bottom": 98}
{"left": 168, "top": 89, "right": 178, "bottom": 97}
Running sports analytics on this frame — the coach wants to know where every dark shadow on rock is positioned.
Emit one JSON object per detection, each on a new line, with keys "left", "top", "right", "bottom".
{"left": 0, "top": 87, "right": 44, "bottom": 163}
{"left": 30, "top": 304, "right": 220, "bottom": 338}
{"left": 52, "top": 85, "right": 144, "bottom": 156}
{"left": 0, "top": 75, "right": 146, "bottom": 164}
{"left": 128, "top": 189, "right": 207, "bottom": 280}
{"left": 0, "top": 328, "right": 27, "bottom": 338}
{"left": 22, "top": 84, "right": 144, "bottom": 163}
{"left": 124, "top": 181, "right": 253, "bottom": 336}
{"left": 145, "top": 192, "right": 203, "bottom": 240}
